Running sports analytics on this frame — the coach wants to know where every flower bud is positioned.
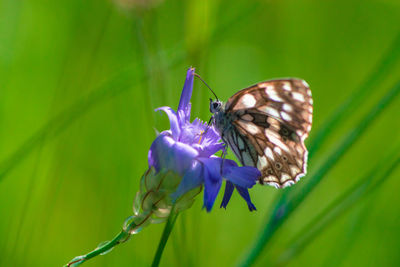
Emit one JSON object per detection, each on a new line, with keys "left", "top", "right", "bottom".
{"left": 124, "top": 167, "right": 201, "bottom": 235}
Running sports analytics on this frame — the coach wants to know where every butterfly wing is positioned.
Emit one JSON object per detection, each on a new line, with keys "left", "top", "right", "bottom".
{"left": 224, "top": 79, "right": 313, "bottom": 188}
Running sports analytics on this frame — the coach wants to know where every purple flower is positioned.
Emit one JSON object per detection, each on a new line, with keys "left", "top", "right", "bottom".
{"left": 148, "top": 67, "right": 260, "bottom": 211}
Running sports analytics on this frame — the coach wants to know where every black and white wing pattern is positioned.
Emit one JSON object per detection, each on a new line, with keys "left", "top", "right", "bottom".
{"left": 220, "top": 79, "right": 313, "bottom": 188}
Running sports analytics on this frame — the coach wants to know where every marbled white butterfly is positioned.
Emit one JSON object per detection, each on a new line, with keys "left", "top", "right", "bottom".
{"left": 209, "top": 79, "right": 313, "bottom": 188}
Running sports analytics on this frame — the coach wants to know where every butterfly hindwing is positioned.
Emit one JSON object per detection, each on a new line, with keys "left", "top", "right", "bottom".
{"left": 232, "top": 116, "right": 307, "bottom": 188}
{"left": 217, "top": 78, "right": 313, "bottom": 188}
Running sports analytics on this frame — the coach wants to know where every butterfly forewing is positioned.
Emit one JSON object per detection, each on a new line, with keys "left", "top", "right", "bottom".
{"left": 222, "top": 79, "right": 313, "bottom": 188}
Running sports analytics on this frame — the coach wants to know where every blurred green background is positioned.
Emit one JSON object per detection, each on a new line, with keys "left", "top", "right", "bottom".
{"left": 1, "top": 0, "right": 399, "bottom": 266}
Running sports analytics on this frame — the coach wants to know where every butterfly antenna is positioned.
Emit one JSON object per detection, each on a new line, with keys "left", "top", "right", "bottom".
{"left": 194, "top": 73, "right": 219, "bottom": 101}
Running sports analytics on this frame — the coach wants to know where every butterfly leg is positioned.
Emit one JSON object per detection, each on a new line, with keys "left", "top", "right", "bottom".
{"left": 203, "top": 116, "right": 214, "bottom": 135}
{"left": 219, "top": 138, "right": 229, "bottom": 175}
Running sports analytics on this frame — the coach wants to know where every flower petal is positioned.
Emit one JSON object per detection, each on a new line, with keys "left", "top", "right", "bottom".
{"left": 235, "top": 186, "right": 257, "bottom": 211}
{"left": 148, "top": 133, "right": 199, "bottom": 175}
{"left": 179, "top": 120, "right": 204, "bottom": 144}
{"left": 177, "top": 67, "right": 195, "bottom": 124}
{"left": 192, "top": 143, "right": 225, "bottom": 158}
{"left": 148, "top": 133, "right": 174, "bottom": 171}
{"left": 220, "top": 181, "right": 234, "bottom": 209}
{"left": 155, "top": 107, "right": 180, "bottom": 140}
{"left": 200, "top": 124, "right": 221, "bottom": 145}
{"left": 203, "top": 167, "right": 222, "bottom": 212}
{"left": 197, "top": 157, "right": 224, "bottom": 212}
{"left": 171, "top": 142, "right": 199, "bottom": 175}
{"left": 171, "top": 160, "right": 204, "bottom": 201}
{"left": 222, "top": 160, "right": 260, "bottom": 188}
{"left": 197, "top": 157, "right": 222, "bottom": 182}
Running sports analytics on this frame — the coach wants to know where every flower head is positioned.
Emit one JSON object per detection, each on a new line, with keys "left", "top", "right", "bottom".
{"left": 148, "top": 67, "right": 260, "bottom": 211}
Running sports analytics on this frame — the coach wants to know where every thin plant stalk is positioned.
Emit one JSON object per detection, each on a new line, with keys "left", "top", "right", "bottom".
{"left": 151, "top": 208, "right": 179, "bottom": 267}
{"left": 274, "top": 144, "right": 400, "bottom": 266}
{"left": 0, "top": 5, "right": 260, "bottom": 184}
{"left": 63, "top": 168, "right": 191, "bottom": 266}
{"left": 65, "top": 207, "right": 179, "bottom": 267}
{"left": 238, "top": 80, "right": 400, "bottom": 267}
{"left": 64, "top": 221, "right": 137, "bottom": 267}
{"left": 308, "top": 32, "right": 400, "bottom": 158}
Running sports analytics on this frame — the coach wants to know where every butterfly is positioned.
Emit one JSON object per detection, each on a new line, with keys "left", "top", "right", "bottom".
{"left": 209, "top": 78, "right": 313, "bottom": 188}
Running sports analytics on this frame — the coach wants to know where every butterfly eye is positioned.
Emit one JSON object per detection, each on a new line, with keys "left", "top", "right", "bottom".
{"left": 210, "top": 101, "right": 221, "bottom": 113}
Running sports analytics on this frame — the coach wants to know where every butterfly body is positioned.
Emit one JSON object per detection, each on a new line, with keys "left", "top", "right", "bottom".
{"left": 210, "top": 78, "right": 313, "bottom": 189}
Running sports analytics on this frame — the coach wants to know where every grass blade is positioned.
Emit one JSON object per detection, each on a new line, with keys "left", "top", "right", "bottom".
{"left": 274, "top": 143, "right": 400, "bottom": 266}
{"left": 0, "top": 65, "right": 146, "bottom": 182}
{"left": 238, "top": 80, "right": 400, "bottom": 267}
{"left": 0, "top": 5, "right": 260, "bottom": 185}
{"left": 308, "top": 32, "right": 400, "bottom": 158}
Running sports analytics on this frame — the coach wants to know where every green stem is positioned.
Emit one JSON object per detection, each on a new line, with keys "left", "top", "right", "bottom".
{"left": 151, "top": 209, "right": 179, "bottom": 267}
{"left": 64, "top": 221, "right": 136, "bottom": 267}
